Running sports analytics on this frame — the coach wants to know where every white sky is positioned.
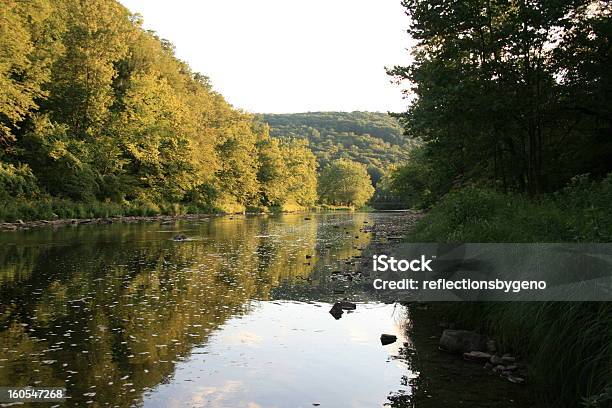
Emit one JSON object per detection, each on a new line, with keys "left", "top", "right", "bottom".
{"left": 119, "top": 0, "right": 413, "bottom": 113}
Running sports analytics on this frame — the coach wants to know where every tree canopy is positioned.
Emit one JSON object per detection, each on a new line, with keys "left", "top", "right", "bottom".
{"left": 0, "top": 0, "right": 318, "bottom": 214}
{"left": 318, "top": 159, "right": 375, "bottom": 208}
{"left": 387, "top": 0, "right": 612, "bottom": 206}
{"left": 261, "top": 112, "right": 415, "bottom": 186}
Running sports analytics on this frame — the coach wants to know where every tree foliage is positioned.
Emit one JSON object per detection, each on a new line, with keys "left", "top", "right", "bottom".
{"left": 262, "top": 111, "right": 415, "bottom": 185}
{"left": 388, "top": 0, "right": 612, "bottom": 205}
{"left": 0, "top": 0, "right": 318, "bottom": 213}
{"left": 318, "top": 159, "right": 374, "bottom": 207}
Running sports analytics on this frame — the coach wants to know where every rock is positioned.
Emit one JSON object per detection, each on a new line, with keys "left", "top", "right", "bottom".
{"left": 507, "top": 375, "right": 525, "bottom": 384}
{"left": 380, "top": 334, "right": 397, "bottom": 345}
{"left": 305, "top": 254, "right": 313, "bottom": 259}
{"left": 439, "top": 330, "right": 486, "bottom": 353}
{"left": 336, "top": 300, "right": 356, "bottom": 310}
{"left": 173, "top": 234, "right": 187, "bottom": 241}
{"left": 492, "top": 364, "right": 506, "bottom": 373}
{"left": 490, "top": 355, "right": 504, "bottom": 365}
{"left": 505, "top": 365, "right": 518, "bottom": 371}
{"left": 329, "top": 303, "right": 343, "bottom": 319}
{"left": 463, "top": 351, "right": 492, "bottom": 363}
{"left": 16, "top": 219, "right": 25, "bottom": 224}
{"left": 502, "top": 356, "right": 516, "bottom": 364}
{"left": 486, "top": 339, "right": 497, "bottom": 353}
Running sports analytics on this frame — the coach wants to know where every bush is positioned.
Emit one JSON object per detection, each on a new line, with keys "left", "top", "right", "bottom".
{"left": 408, "top": 176, "right": 612, "bottom": 406}
{"left": 0, "top": 162, "right": 40, "bottom": 200}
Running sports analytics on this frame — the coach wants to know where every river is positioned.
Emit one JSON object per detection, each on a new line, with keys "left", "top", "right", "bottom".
{"left": 0, "top": 213, "right": 415, "bottom": 407}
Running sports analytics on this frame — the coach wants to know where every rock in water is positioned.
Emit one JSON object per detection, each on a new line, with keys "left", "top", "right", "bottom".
{"left": 173, "top": 234, "right": 187, "bottom": 241}
{"left": 338, "top": 300, "right": 356, "bottom": 310}
{"left": 380, "top": 334, "right": 397, "bottom": 345}
{"left": 439, "top": 330, "right": 486, "bottom": 353}
{"left": 329, "top": 303, "right": 343, "bottom": 320}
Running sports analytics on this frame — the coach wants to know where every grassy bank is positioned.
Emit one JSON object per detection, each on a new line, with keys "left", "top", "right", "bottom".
{"left": 407, "top": 175, "right": 612, "bottom": 407}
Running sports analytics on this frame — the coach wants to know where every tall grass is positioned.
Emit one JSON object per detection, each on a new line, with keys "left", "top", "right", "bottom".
{"left": 409, "top": 174, "right": 612, "bottom": 407}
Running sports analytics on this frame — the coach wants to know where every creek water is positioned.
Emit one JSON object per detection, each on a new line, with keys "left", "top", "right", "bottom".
{"left": 0, "top": 213, "right": 414, "bottom": 407}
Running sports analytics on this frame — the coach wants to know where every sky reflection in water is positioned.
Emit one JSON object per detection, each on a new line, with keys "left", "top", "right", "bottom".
{"left": 0, "top": 213, "right": 413, "bottom": 407}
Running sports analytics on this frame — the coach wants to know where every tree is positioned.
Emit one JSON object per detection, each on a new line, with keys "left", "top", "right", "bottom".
{"left": 0, "top": 0, "right": 58, "bottom": 152}
{"left": 281, "top": 139, "right": 318, "bottom": 207}
{"left": 318, "top": 158, "right": 374, "bottom": 207}
{"left": 388, "top": 0, "right": 612, "bottom": 199}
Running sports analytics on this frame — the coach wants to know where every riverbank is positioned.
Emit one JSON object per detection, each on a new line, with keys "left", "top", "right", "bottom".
{"left": 399, "top": 303, "right": 546, "bottom": 408}
{"left": 405, "top": 180, "right": 612, "bottom": 407}
{"left": 0, "top": 213, "right": 219, "bottom": 232}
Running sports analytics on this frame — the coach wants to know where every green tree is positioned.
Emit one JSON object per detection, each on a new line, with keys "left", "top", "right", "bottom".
{"left": 281, "top": 139, "right": 318, "bottom": 207}
{"left": 388, "top": 0, "right": 612, "bottom": 198}
{"left": 0, "top": 0, "right": 58, "bottom": 151}
{"left": 318, "top": 158, "right": 374, "bottom": 207}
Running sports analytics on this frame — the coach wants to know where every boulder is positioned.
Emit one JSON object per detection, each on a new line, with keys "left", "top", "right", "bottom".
{"left": 463, "top": 351, "right": 492, "bottom": 363}
{"left": 439, "top": 330, "right": 486, "bottom": 353}
{"left": 338, "top": 300, "right": 356, "bottom": 310}
{"left": 329, "top": 303, "right": 343, "bottom": 319}
{"left": 380, "top": 334, "right": 397, "bottom": 345}
{"left": 490, "top": 355, "right": 504, "bottom": 365}
{"left": 507, "top": 375, "right": 525, "bottom": 384}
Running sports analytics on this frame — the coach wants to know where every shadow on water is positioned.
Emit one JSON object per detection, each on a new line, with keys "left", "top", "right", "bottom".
{"left": 0, "top": 213, "right": 414, "bottom": 407}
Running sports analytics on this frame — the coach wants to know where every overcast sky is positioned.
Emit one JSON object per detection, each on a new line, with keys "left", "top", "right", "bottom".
{"left": 119, "top": 0, "right": 413, "bottom": 113}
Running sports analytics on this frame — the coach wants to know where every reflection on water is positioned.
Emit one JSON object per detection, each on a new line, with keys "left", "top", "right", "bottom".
{"left": 0, "top": 213, "right": 413, "bottom": 407}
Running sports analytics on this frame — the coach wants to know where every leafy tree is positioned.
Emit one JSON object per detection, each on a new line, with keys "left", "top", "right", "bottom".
{"left": 0, "top": 0, "right": 321, "bottom": 215}
{"left": 388, "top": 0, "right": 612, "bottom": 200}
{"left": 281, "top": 139, "right": 318, "bottom": 207}
{"left": 0, "top": 0, "right": 58, "bottom": 151}
{"left": 318, "top": 158, "right": 374, "bottom": 207}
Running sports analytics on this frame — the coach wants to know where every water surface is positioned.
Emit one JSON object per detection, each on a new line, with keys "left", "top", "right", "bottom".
{"left": 0, "top": 213, "right": 413, "bottom": 407}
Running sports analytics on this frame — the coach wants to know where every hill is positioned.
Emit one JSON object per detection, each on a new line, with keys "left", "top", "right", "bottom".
{"left": 260, "top": 112, "right": 413, "bottom": 184}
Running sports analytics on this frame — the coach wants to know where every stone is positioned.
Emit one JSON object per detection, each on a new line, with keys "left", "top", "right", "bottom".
{"left": 338, "top": 300, "right": 356, "bottom": 310}
{"left": 329, "top": 303, "right": 343, "bottom": 320}
{"left": 502, "top": 356, "right": 516, "bottom": 364}
{"left": 380, "top": 334, "right": 397, "bottom": 345}
{"left": 463, "top": 351, "right": 492, "bottom": 363}
{"left": 493, "top": 364, "right": 506, "bottom": 373}
{"left": 507, "top": 375, "right": 525, "bottom": 384}
{"left": 490, "top": 355, "right": 504, "bottom": 365}
{"left": 505, "top": 365, "right": 518, "bottom": 371}
{"left": 173, "top": 234, "right": 187, "bottom": 241}
{"left": 439, "top": 330, "right": 486, "bottom": 353}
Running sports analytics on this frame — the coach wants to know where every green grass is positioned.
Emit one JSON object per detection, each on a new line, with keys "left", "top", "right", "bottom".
{"left": 407, "top": 174, "right": 612, "bottom": 407}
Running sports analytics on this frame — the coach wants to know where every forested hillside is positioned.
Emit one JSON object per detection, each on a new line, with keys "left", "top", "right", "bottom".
{"left": 0, "top": 0, "right": 317, "bottom": 220}
{"left": 261, "top": 112, "right": 413, "bottom": 184}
